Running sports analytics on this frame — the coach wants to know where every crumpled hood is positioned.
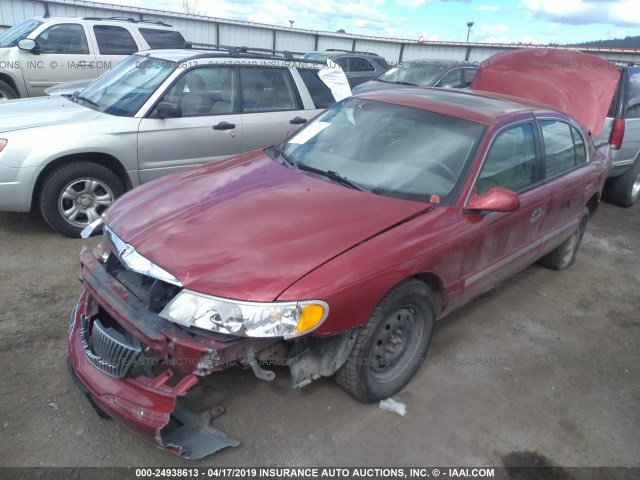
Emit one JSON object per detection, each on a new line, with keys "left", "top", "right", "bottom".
{"left": 0, "top": 96, "right": 102, "bottom": 133}
{"left": 471, "top": 48, "right": 620, "bottom": 137}
{"left": 106, "top": 151, "right": 430, "bottom": 301}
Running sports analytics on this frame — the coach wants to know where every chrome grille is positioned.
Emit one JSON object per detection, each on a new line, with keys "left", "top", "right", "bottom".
{"left": 81, "top": 315, "right": 141, "bottom": 378}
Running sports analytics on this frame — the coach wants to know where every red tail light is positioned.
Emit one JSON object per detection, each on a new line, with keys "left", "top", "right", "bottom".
{"left": 609, "top": 118, "right": 625, "bottom": 150}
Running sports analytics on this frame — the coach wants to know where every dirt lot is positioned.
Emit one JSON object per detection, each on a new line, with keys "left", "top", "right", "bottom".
{"left": 0, "top": 201, "right": 638, "bottom": 469}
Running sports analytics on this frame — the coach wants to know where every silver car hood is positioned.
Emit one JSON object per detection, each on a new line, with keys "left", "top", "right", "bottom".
{"left": 0, "top": 96, "right": 103, "bottom": 134}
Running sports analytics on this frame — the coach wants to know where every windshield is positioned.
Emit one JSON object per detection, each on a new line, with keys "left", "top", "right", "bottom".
{"left": 378, "top": 62, "right": 449, "bottom": 86}
{"left": 282, "top": 98, "right": 484, "bottom": 202}
{"left": 73, "top": 54, "right": 176, "bottom": 116}
{"left": 0, "top": 19, "right": 42, "bottom": 47}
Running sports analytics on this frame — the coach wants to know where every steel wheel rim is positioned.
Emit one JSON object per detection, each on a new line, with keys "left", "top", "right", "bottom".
{"left": 631, "top": 169, "right": 640, "bottom": 202}
{"left": 561, "top": 231, "right": 579, "bottom": 265}
{"left": 58, "top": 177, "right": 115, "bottom": 228}
{"left": 370, "top": 304, "right": 424, "bottom": 383}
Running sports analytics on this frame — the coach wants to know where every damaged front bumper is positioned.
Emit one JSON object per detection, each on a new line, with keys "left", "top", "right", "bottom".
{"left": 67, "top": 249, "right": 273, "bottom": 459}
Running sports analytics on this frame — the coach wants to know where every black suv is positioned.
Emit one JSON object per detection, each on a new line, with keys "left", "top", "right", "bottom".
{"left": 303, "top": 49, "right": 389, "bottom": 88}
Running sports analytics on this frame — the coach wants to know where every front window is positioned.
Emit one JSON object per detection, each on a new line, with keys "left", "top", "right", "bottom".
{"left": 477, "top": 123, "right": 537, "bottom": 195}
{"left": 35, "top": 23, "right": 89, "bottom": 54}
{"left": 281, "top": 98, "right": 484, "bottom": 202}
{"left": 72, "top": 54, "right": 176, "bottom": 116}
{"left": 159, "top": 66, "right": 236, "bottom": 116}
{"left": 377, "top": 61, "right": 449, "bottom": 87}
{"left": 303, "top": 52, "right": 331, "bottom": 63}
{"left": 0, "top": 19, "right": 42, "bottom": 47}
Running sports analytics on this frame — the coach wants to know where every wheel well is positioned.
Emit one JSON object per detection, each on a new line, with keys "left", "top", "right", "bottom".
{"left": 412, "top": 272, "right": 446, "bottom": 315}
{"left": 0, "top": 74, "right": 20, "bottom": 97}
{"left": 32, "top": 153, "right": 132, "bottom": 205}
{"left": 586, "top": 193, "right": 599, "bottom": 217}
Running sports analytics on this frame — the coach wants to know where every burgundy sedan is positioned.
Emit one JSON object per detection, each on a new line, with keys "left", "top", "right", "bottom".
{"left": 67, "top": 50, "right": 619, "bottom": 458}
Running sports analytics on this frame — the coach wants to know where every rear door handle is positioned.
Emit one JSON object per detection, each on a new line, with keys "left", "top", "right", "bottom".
{"left": 289, "top": 117, "right": 307, "bottom": 125}
{"left": 530, "top": 207, "right": 543, "bottom": 220}
{"left": 213, "top": 121, "right": 235, "bottom": 130}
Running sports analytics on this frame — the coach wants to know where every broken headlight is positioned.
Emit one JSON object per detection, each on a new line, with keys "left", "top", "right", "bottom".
{"left": 159, "top": 290, "right": 329, "bottom": 339}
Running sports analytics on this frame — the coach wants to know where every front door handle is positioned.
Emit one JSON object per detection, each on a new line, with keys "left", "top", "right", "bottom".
{"left": 289, "top": 117, "right": 307, "bottom": 125}
{"left": 213, "top": 121, "right": 236, "bottom": 130}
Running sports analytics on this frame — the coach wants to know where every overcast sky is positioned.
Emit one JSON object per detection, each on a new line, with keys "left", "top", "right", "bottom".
{"left": 116, "top": 0, "right": 640, "bottom": 44}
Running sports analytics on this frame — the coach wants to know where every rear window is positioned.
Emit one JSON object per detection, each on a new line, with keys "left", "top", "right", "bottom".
{"left": 298, "top": 68, "right": 335, "bottom": 108}
{"left": 350, "top": 56, "right": 375, "bottom": 72}
{"left": 541, "top": 120, "right": 586, "bottom": 177}
{"left": 138, "top": 28, "right": 185, "bottom": 49}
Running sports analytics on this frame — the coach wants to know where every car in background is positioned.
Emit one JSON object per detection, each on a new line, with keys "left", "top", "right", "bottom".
{"left": 303, "top": 49, "right": 389, "bottom": 88}
{"left": 353, "top": 59, "right": 478, "bottom": 94}
{"left": 0, "top": 16, "right": 186, "bottom": 99}
{"left": 66, "top": 48, "right": 618, "bottom": 459}
{"left": 0, "top": 46, "right": 348, "bottom": 236}
{"left": 597, "top": 64, "right": 640, "bottom": 206}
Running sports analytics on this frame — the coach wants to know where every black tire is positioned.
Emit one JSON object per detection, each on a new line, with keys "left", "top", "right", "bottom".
{"left": 0, "top": 79, "right": 18, "bottom": 101}
{"left": 334, "top": 279, "right": 436, "bottom": 403}
{"left": 608, "top": 156, "right": 640, "bottom": 207}
{"left": 537, "top": 208, "right": 588, "bottom": 271}
{"left": 39, "top": 162, "right": 125, "bottom": 237}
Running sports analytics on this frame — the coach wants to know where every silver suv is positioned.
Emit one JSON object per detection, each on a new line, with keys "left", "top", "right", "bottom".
{"left": 0, "top": 46, "right": 347, "bottom": 236}
{"left": 597, "top": 65, "right": 640, "bottom": 206}
{"left": 0, "top": 16, "right": 186, "bottom": 99}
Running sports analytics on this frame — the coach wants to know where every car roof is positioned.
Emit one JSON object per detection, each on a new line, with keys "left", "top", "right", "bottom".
{"left": 357, "top": 87, "right": 551, "bottom": 125}
{"left": 307, "top": 50, "right": 384, "bottom": 59}
{"left": 136, "top": 48, "right": 324, "bottom": 64}
{"left": 398, "top": 59, "right": 473, "bottom": 67}
{"left": 32, "top": 16, "right": 176, "bottom": 29}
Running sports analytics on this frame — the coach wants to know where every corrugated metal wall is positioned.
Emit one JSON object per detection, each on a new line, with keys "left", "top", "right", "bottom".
{"left": 2, "top": 0, "right": 640, "bottom": 63}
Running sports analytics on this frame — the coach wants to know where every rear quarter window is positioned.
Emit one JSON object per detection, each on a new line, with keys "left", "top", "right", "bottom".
{"left": 93, "top": 25, "right": 138, "bottom": 55}
{"left": 298, "top": 68, "right": 335, "bottom": 108}
{"left": 626, "top": 68, "right": 640, "bottom": 119}
{"left": 138, "top": 28, "right": 185, "bottom": 49}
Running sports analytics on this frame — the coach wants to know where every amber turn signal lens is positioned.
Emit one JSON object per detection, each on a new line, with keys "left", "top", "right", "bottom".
{"left": 295, "top": 304, "right": 326, "bottom": 334}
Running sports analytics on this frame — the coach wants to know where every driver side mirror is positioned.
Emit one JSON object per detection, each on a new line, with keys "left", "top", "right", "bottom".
{"left": 17, "top": 38, "right": 38, "bottom": 53}
{"left": 466, "top": 186, "right": 520, "bottom": 212}
{"left": 155, "top": 102, "right": 182, "bottom": 119}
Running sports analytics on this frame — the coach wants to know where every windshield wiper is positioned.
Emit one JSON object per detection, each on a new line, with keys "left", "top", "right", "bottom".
{"left": 71, "top": 91, "right": 99, "bottom": 108}
{"left": 76, "top": 95, "right": 99, "bottom": 108}
{"left": 266, "top": 146, "right": 296, "bottom": 168}
{"left": 296, "top": 163, "right": 370, "bottom": 192}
